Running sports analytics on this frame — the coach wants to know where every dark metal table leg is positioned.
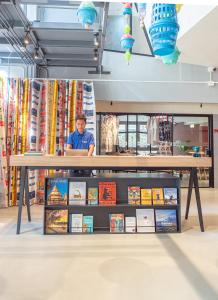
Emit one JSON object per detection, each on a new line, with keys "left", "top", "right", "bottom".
{"left": 185, "top": 168, "right": 194, "bottom": 220}
{"left": 16, "top": 166, "right": 27, "bottom": 234}
{"left": 193, "top": 168, "right": 205, "bottom": 232}
{"left": 25, "top": 169, "right": 31, "bottom": 222}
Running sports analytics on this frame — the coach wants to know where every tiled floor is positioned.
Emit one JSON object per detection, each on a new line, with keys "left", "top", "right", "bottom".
{"left": 0, "top": 188, "right": 218, "bottom": 300}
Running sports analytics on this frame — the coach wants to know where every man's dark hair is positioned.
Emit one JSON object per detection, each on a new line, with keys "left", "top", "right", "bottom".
{"left": 76, "top": 114, "right": 87, "bottom": 123}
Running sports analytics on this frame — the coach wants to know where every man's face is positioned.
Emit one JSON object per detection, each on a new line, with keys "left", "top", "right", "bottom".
{"left": 76, "top": 119, "right": 86, "bottom": 134}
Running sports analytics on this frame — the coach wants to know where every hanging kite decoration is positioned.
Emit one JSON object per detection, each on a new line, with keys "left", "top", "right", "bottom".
{"left": 149, "top": 4, "right": 179, "bottom": 56}
{"left": 77, "top": 2, "right": 97, "bottom": 29}
{"left": 162, "top": 47, "right": 181, "bottom": 65}
{"left": 137, "top": 3, "right": 147, "bottom": 28}
{"left": 120, "top": 3, "right": 135, "bottom": 64}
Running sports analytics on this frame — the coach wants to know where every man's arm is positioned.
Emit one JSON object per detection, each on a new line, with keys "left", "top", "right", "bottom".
{"left": 67, "top": 133, "right": 73, "bottom": 149}
{"left": 88, "top": 144, "right": 94, "bottom": 156}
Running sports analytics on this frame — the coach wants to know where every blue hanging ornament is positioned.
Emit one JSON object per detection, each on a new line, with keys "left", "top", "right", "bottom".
{"left": 149, "top": 4, "right": 180, "bottom": 56}
{"left": 77, "top": 2, "right": 97, "bottom": 29}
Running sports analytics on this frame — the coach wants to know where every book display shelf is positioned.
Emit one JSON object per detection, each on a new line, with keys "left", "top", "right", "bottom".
{"left": 44, "top": 173, "right": 181, "bottom": 235}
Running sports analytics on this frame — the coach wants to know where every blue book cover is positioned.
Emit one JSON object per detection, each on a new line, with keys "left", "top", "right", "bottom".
{"left": 47, "top": 178, "right": 68, "bottom": 205}
{"left": 155, "top": 209, "right": 177, "bottom": 232}
{"left": 164, "top": 188, "right": 178, "bottom": 205}
{"left": 83, "top": 216, "right": 94, "bottom": 233}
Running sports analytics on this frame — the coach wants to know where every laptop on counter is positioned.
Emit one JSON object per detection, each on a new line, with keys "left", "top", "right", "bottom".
{"left": 65, "top": 149, "right": 88, "bottom": 156}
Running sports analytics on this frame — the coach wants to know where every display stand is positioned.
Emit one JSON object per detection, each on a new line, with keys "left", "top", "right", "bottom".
{"left": 9, "top": 155, "right": 212, "bottom": 234}
{"left": 44, "top": 173, "right": 181, "bottom": 234}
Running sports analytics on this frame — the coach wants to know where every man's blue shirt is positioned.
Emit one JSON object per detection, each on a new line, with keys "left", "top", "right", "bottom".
{"left": 67, "top": 129, "right": 95, "bottom": 150}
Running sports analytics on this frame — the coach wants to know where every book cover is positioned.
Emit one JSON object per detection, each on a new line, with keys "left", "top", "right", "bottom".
{"left": 125, "top": 217, "right": 136, "bottom": 233}
{"left": 45, "top": 209, "right": 68, "bottom": 234}
{"left": 70, "top": 214, "right": 83, "bottom": 233}
{"left": 83, "top": 216, "right": 94, "bottom": 233}
{"left": 141, "top": 189, "right": 152, "bottom": 205}
{"left": 155, "top": 209, "right": 177, "bottom": 233}
{"left": 136, "top": 209, "right": 155, "bottom": 233}
{"left": 164, "top": 188, "right": 178, "bottom": 205}
{"left": 110, "top": 214, "right": 124, "bottom": 233}
{"left": 69, "top": 182, "right": 86, "bottom": 205}
{"left": 128, "top": 186, "right": 140, "bottom": 205}
{"left": 152, "top": 188, "right": 164, "bottom": 205}
{"left": 46, "top": 178, "right": 68, "bottom": 206}
{"left": 99, "top": 182, "right": 116, "bottom": 205}
{"left": 88, "top": 187, "right": 98, "bottom": 205}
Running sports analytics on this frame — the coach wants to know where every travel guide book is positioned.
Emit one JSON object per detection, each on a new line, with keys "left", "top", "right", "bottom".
{"left": 83, "top": 216, "right": 94, "bottom": 233}
{"left": 136, "top": 209, "right": 155, "bottom": 233}
{"left": 110, "top": 214, "right": 124, "bottom": 233}
{"left": 152, "top": 188, "right": 164, "bottom": 205}
{"left": 164, "top": 188, "right": 178, "bottom": 205}
{"left": 141, "top": 188, "right": 152, "bottom": 205}
{"left": 99, "top": 182, "right": 116, "bottom": 205}
{"left": 155, "top": 209, "right": 177, "bottom": 233}
{"left": 125, "top": 217, "right": 136, "bottom": 233}
{"left": 46, "top": 178, "right": 68, "bottom": 206}
{"left": 69, "top": 182, "right": 86, "bottom": 205}
{"left": 70, "top": 214, "right": 83, "bottom": 233}
{"left": 88, "top": 187, "right": 98, "bottom": 205}
{"left": 128, "top": 186, "right": 140, "bottom": 205}
{"left": 45, "top": 209, "right": 68, "bottom": 234}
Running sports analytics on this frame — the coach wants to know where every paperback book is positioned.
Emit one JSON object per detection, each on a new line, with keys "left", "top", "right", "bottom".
{"left": 136, "top": 209, "right": 155, "bottom": 233}
{"left": 110, "top": 214, "right": 124, "bottom": 233}
{"left": 46, "top": 178, "right": 68, "bottom": 206}
{"left": 152, "top": 188, "right": 164, "bottom": 205}
{"left": 141, "top": 189, "right": 152, "bottom": 205}
{"left": 88, "top": 187, "right": 98, "bottom": 205}
{"left": 155, "top": 209, "right": 177, "bottom": 233}
{"left": 164, "top": 188, "right": 178, "bottom": 205}
{"left": 125, "top": 217, "right": 136, "bottom": 233}
{"left": 70, "top": 214, "right": 83, "bottom": 233}
{"left": 83, "top": 216, "right": 94, "bottom": 233}
{"left": 69, "top": 182, "right": 86, "bottom": 205}
{"left": 45, "top": 209, "right": 68, "bottom": 234}
{"left": 99, "top": 182, "right": 116, "bottom": 205}
{"left": 128, "top": 186, "right": 140, "bottom": 205}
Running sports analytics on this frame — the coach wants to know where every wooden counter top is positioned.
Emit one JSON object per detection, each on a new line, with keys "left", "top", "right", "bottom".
{"left": 9, "top": 155, "right": 212, "bottom": 168}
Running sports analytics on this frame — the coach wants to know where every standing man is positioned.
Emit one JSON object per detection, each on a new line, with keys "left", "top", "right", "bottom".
{"left": 67, "top": 114, "right": 95, "bottom": 175}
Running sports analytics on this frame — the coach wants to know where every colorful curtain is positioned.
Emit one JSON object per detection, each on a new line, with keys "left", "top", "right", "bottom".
{"left": 0, "top": 79, "right": 96, "bottom": 207}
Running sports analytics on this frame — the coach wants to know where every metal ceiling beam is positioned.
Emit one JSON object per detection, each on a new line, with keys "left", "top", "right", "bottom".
{"left": 11, "top": 0, "right": 46, "bottom": 63}
{"left": 38, "top": 40, "right": 96, "bottom": 48}
{"left": 27, "top": 22, "right": 91, "bottom": 31}
{"left": 44, "top": 53, "right": 96, "bottom": 61}
{"left": 45, "top": 60, "right": 98, "bottom": 67}
{"left": 18, "top": 0, "right": 104, "bottom": 7}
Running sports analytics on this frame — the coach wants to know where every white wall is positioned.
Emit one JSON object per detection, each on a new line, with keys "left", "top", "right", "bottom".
{"left": 45, "top": 51, "right": 218, "bottom": 103}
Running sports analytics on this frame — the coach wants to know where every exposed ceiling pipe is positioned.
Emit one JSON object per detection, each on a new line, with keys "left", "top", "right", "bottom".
{"left": 0, "top": 8, "right": 34, "bottom": 64}
{"left": 11, "top": 0, "right": 45, "bottom": 63}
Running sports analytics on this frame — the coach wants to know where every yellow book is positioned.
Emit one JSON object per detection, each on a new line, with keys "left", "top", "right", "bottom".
{"left": 152, "top": 188, "right": 164, "bottom": 205}
{"left": 141, "top": 189, "right": 152, "bottom": 205}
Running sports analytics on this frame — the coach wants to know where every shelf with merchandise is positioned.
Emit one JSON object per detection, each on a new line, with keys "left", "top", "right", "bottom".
{"left": 44, "top": 173, "right": 181, "bottom": 235}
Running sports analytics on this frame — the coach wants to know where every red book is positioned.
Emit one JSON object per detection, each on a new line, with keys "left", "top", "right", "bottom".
{"left": 99, "top": 182, "right": 116, "bottom": 205}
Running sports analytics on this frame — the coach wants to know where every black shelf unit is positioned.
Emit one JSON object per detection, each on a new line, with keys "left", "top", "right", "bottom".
{"left": 44, "top": 173, "right": 181, "bottom": 235}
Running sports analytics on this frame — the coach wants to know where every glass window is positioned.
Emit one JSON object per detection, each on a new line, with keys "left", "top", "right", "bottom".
{"left": 173, "top": 116, "right": 209, "bottom": 187}
{"left": 128, "top": 132, "right": 136, "bottom": 149}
